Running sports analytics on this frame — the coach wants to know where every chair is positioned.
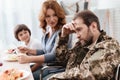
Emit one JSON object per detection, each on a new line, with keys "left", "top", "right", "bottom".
{"left": 39, "top": 62, "right": 65, "bottom": 80}
{"left": 115, "top": 64, "right": 120, "bottom": 80}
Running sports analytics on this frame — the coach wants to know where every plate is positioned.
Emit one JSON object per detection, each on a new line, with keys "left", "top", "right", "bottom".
{"left": 18, "top": 70, "right": 30, "bottom": 80}
{"left": 0, "top": 69, "right": 30, "bottom": 80}
{"left": 4, "top": 54, "right": 18, "bottom": 62}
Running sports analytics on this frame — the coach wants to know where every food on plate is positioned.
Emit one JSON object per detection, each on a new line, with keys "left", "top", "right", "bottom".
{"left": 0, "top": 68, "right": 23, "bottom": 80}
{"left": 8, "top": 54, "right": 17, "bottom": 60}
{"left": 5, "top": 54, "right": 18, "bottom": 62}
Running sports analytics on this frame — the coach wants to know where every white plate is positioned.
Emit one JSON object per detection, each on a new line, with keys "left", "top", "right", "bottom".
{"left": 18, "top": 70, "right": 30, "bottom": 80}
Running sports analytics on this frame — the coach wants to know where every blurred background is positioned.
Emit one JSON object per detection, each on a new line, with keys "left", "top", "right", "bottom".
{"left": 0, "top": 0, "right": 120, "bottom": 50}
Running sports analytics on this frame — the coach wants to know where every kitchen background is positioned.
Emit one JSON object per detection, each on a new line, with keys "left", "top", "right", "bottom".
{"left": 0, "top": 0, "right": 120, "bottom": 50}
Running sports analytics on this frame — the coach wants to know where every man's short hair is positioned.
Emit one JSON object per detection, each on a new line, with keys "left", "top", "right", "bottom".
{"left": 73, "top": 10, "right": 100, "bottom": 31}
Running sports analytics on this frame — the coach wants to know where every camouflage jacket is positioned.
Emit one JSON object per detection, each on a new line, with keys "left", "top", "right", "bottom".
{"left": 49, "top": 31, "right": 120, "bottom": 80}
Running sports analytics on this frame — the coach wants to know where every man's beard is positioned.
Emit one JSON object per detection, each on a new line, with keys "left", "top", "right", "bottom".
{"left": 83, "top": 37, "right": 93, "bottom": 46}
{"left": 81, "top": 29, "right": 93, "bottom": 47}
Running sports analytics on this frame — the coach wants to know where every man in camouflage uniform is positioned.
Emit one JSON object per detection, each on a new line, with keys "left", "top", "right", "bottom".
{"left": 49, "top": 10, "right": 120, "bottom": 80}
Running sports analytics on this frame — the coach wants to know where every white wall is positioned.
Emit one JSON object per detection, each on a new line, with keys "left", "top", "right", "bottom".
{"left": 89, "top": 0, "right": 120, "bottom": 10}
{"left": 0, "top": 0, "right": 44, "bottom": 50}
{"left": 97, "top": 0, "right": 120, "bottom": 9}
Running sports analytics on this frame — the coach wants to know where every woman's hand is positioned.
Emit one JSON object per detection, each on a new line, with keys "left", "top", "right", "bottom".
{"left": 17, "top": 54, "right": 30, "bottom": 63}
{"left": 17, "top": 46, "right": 36, "bottom": 55}
{"left": 17, "top": 46, "right": 29, "bottom": 54}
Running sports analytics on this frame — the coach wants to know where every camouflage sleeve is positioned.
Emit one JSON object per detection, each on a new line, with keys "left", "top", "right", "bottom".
{"left": 55, "top": 33, "right": 71, "bottom": 65}
{"left": 86, "top": 39, "right": 120, "bottom": 80}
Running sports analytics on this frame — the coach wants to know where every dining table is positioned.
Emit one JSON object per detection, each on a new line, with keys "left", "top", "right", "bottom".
{"left": 0, "top": 50, "right": 34, "bottom": 80}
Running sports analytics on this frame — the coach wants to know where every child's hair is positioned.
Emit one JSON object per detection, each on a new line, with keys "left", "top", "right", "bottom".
{"left": 14, "top": 24, "right": 31, "bottom": 41}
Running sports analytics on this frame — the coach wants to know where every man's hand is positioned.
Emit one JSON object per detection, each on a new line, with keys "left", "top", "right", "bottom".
{"left": 61, "top": 22, "right": 75, "bottom": 37}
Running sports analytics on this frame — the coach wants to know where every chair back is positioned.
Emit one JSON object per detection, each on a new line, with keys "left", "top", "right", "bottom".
{"left": 115, "top": 64, "right": 120, "bottom": 80}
